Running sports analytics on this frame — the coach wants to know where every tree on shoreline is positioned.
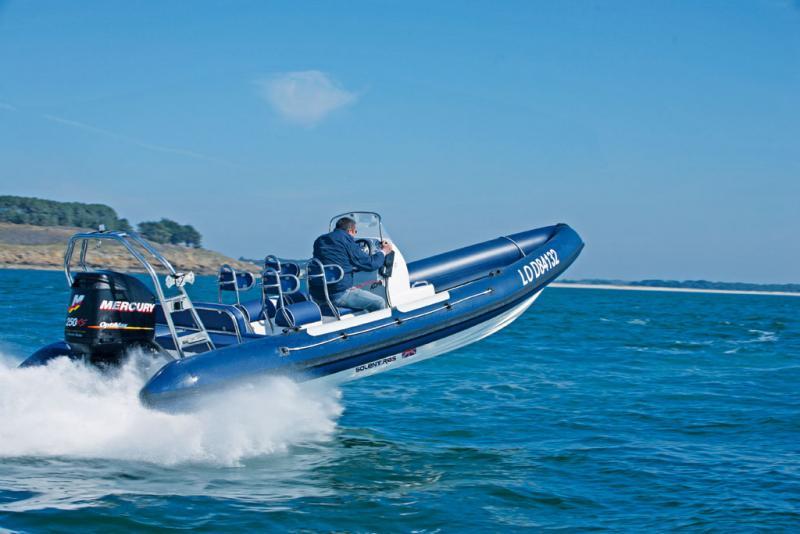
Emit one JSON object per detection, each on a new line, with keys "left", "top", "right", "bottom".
{"left": 137, "top": 219, "right": 202, "bottom": 248}
{"left": 0, "top": 195, "right": 202, "bottom": 248}
{"left": 0, "top": 195, "right": 131, "bottom": 231}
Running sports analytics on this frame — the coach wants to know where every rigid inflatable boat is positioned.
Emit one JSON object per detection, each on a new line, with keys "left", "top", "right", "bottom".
{"left": 21, "top": 212, "right": 584, "bottom": 410}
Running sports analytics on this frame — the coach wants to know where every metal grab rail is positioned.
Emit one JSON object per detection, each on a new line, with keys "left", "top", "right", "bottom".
{"left": 63, "top": 229, "right": 214, "bottom": 358}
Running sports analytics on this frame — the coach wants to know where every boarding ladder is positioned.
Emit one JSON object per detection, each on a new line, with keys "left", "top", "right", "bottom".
{"left": 64, "top": 228, "right": 214, "bottom": 358}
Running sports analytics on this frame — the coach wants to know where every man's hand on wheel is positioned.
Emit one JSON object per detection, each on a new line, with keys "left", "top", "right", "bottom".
{"left": 381, "top": 240, "right": 393, "bottom": 254}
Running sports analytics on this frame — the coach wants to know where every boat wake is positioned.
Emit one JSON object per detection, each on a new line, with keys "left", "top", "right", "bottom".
{"left": 0, "top": 351, "right": 342, "bottom": 466}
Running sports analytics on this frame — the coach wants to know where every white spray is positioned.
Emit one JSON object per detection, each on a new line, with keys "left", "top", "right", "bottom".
{"left": 0, "top": 352, "right": 343, "bottom": 466}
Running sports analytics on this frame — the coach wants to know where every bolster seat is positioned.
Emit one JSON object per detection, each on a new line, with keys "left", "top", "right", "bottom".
{"left": 275, "top": 300, "right": 322, "bottom": 328}
{"left": 236, "top": 297, "right": 276, "bottom": 323}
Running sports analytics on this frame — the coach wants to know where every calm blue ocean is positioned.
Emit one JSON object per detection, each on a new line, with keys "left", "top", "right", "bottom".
{"left": 0, "top": 269, "right": 798, "bottom": 531}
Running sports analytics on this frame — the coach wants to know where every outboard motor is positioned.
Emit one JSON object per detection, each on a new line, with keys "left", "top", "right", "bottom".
{"left": 65, "top": 271, "right": 158, "bottom": 364}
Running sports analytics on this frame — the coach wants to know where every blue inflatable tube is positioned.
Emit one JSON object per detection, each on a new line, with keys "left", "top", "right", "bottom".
{"left": 407, "top": 225, "right": 562, "bottom": 290}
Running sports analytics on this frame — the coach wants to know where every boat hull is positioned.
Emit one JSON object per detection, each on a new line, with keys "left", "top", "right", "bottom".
{"left": 316, "top": 290, "right": 542, "bottom": 385}
{"left": 139, "top": 223, "right": 584, "bottom": 410}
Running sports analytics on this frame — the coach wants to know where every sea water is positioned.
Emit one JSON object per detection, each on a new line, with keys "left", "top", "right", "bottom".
{"left": 0, "top": 269, "right": 798, "bottom": 531}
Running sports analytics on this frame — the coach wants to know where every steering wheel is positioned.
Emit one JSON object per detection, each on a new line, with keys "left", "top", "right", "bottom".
{"left": 355, "top": 238, "right": 375, "bottom": 256}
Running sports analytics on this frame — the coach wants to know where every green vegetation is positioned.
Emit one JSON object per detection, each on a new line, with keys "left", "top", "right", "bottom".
{"left": 0, "top": 195, "right": 131, "bottom": 231}
{"left": 138, "top": 219, "right": 201, "bottom": 248}
{"left": 0, "top": 195, "right": 202, "bottom": 248}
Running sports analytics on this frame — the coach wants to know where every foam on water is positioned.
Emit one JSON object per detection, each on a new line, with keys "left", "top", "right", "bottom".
{"left": 0, "top": 352, "right": 342, "bottom": 466}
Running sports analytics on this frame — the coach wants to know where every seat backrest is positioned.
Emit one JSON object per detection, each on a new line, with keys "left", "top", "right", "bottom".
{"left": 218, "top": 266, "right": 256, "bottom": 291}
{"left": 155, "top": 305, "right": 193, "bottom": 328}
{"left": 264, "top": 255, "right": 281, "bottom": 273}
{"left": 280, "top": 262, "right": 301, "bottom": 276}
{"left": 262, "top": 269, "right": 301, "bottom": 298}
{"left": 264, "top": 255, "right": 301, "bottom": 277}
{"left": 307, "top": 258, "right": 345, "bottom": 318}
{"left": 218, "top": 264, "right": 256, "bottom": 305}
{"left": 308, "top": 259, "right": 344, "bottom": 285}
{"left": 307, "top": 259, "right": 344, "bottom": 289}
{"left": 196, "top": 306, "right": 246, "bottom": 339}
{"left": 155, "top": 302, "right": 250, "bottom": 340}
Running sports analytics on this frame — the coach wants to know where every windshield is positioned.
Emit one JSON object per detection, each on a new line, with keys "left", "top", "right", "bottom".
{"left": 328, "top": 211, "right": 391, "bottom": 242}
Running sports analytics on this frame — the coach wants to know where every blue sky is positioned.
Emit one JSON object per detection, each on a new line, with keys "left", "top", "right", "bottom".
{"left": 1, "top": 1, "right": 798, "bottom": 283}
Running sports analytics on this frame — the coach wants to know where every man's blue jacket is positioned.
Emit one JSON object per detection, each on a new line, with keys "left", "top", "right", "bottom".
{"left": 312, "top": 228, "right": 385, "bottom": 299}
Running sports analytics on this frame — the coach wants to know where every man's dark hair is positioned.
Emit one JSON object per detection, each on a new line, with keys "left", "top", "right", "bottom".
{"left": 335, "top": 217, "right": 356, "bottom": 232}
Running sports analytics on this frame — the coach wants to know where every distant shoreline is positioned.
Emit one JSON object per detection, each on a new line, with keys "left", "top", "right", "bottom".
{"left": 550, "top": 282, "right": 800, "bottom": 297}
{"left": 0, "top": 222, "right": 254, "bottom": 275}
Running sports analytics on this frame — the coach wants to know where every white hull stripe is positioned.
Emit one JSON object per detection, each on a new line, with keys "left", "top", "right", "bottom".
{"left": 314, "top": 290, "right": 542, "bottom": 385}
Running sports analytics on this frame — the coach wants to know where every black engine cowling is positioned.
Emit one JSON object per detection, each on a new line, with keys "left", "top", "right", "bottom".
{"left": 65, "top": 271, "right": 157, "bottom": 362}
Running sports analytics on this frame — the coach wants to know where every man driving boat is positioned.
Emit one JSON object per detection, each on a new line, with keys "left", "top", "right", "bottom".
{"left": 312, "top": 217, "right": 393, "bottom": 312}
